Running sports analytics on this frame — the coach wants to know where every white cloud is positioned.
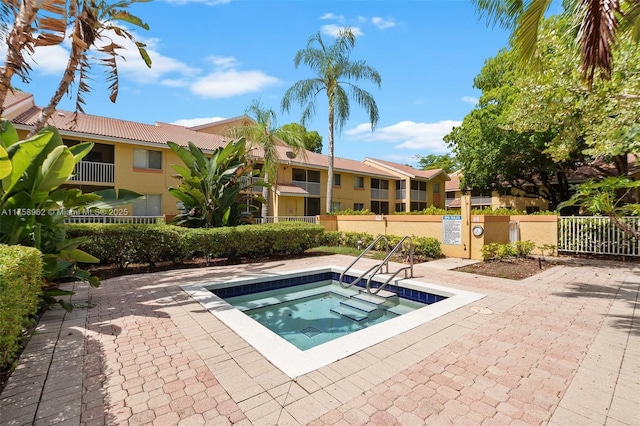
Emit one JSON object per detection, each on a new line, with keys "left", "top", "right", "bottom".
{"left": 321, "top": 24, "right": 364, "bottom": 38}
{"left": 191, "top": 69, "right": 279, "bottom": 98}
{"left": 26, "top": 45, "right": 70, "bottom": 75}
{"left": 172, "top": 117, "right": 226, "bottom": 127}
{"left": 461, "top": 96, "right": 479, "bottom": 105}
{"left": 371, "top": 17, "right": 396, "bottom": 30}
{"left": 346, "top": 120, "right": 461, "bottom": 154}
{"left": 320, "top": 13, "right": 345, "bottom": 22}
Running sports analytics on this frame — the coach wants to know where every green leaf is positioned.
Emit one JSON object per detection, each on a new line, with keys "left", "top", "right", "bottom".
{"left": 2, "top": 131, "right": 53, "bottom": 194}
{"left": 0, "top": 145, "right": 11, "bottom": 180}
{"left": 68, "top": 142, "right": 94, "bottom": 163}
{"left": 32, "top": 146, "right": 75, "bottom": 202}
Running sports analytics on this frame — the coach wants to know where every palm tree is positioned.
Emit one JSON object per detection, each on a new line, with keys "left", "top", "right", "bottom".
{"left": 0, "top": 0, "right": 151, "bottom": 132}
{"left": 282, "top": 28, "right": 381, "bottom": 213}
{"left": 228, "top": 100, "right": 306, "bottom": 220}
{"left": 474, "top": 0, "right": 640, "bottom": 85}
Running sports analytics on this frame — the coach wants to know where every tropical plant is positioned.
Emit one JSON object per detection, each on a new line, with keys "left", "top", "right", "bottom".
{"left": 474, "top": 0, "right": 640, "bottom": 85}
{"left": 226, "top": 100, "right": 306, "bottom": 219}
{"left": 0, "top": 0, "right": 151, "bottom": 133}
{"left": 168, "top": 138, "right": 265, "bottom": 228}
{"left": 413, "top": 153, "right": 460, "bottom": 173}
{"left": 282, "top": 28, "right": 381, "bottom": 213}
{"left": 558, "top": 177, "right": 640, "bottom": 238}
{"left": 0, "top": 119, "right": 142, "bottom": 308}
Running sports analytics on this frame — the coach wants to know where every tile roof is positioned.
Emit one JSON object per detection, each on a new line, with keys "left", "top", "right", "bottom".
{"left": 276, "top": 146, "right": 398, "bottom": 178}
{"left": 445, "top": 171, "right": 462, "bottom": 192}
{"left": 364, "top": 158, "right": 450, "bottom": 181}
{"left": 10, "top": 103, "right": 232, "bottom": 152}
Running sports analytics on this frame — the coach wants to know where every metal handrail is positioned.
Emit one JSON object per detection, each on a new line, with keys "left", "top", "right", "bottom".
{"left": 338, "top": 235, "right": 389, "bottom": 288}
{"left": 366, "top": 236, "right": 414, "bottom": 295}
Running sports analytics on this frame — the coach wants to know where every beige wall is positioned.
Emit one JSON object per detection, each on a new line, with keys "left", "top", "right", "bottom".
{"left": 324, "top": 211, "right": 558, "bottom": 260}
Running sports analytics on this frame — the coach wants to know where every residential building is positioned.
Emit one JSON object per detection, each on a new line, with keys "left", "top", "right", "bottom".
{"left": 3, "top": 92, "right": 449, "bottom": 219}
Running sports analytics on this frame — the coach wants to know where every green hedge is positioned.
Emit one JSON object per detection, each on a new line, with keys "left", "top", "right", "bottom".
{"left": 66, "top": 222, "right": 325, "bottom": 268}
{"left": 318, "top": 231, "right": 442, "bottom": 259}
{"left": 0, "top": 244, "right": 43, "bottom": 370}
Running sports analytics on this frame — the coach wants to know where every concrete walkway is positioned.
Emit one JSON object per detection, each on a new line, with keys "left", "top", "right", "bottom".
{"left": 0, "top": 255, "right": 638, "bottom": 425}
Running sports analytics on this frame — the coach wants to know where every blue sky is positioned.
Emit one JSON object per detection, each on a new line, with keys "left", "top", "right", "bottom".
{"left": 14, "top": 0, "right": 519, "bottom": 167}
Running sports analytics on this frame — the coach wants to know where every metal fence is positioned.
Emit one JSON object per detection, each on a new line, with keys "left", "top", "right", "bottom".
{"left": 65, "top": 215, "right": 164, "bottom": 224}
{"left": 257, "top": 216, "right": 318, "bottom": 224}
{"left": 558, "top": 216, "right": 640, "bottom": 257}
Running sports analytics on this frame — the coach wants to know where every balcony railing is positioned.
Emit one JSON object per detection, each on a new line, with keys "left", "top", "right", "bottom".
{"left": 470, "top": 196, "right": 492, "bottom": 206}
{"left": 370, "top": 188, "right": 389, "bottom": 200}
{"left": 65, "top": 215, "right": 163, "bottom": 224}
{"left": 257, "top": 216, "right": 318, "bottom": 224}
{"left": 396, "top": 189, "right": 406, "bottom": 200}
{"left": 410, "top": 190, "right": 427, "bottom": 202}
{"left": 70, "top": 161, "right": 115, "bottom": 184}
{"left": 292, "top": 180, "right": 321, "bottom": 196}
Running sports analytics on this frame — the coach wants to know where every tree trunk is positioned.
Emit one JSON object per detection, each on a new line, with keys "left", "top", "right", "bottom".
{"left": 326, "top": 104, "right": 335, "bottom": 214}
{"left": 0, "top": 2, "right": 39, "bottom": 115}
{"left": 261, "top": 172, "right": 269, "bottom": 220}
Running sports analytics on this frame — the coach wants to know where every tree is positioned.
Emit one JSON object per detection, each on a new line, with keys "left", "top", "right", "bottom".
{"left": 227, "top": 100, "right": 307, "bottom": 219}
{"left": 280, "top": 123, "right": 323, "bottom": 153}
{"left": 168, "top": 138, "right": 264, "bottom": 228}
{"left": 0, "top": 0, "right": 151, "bottom": 133}
{"left": 474, "top": 0, "right": 640, "bottom": 85}
{"left": 414, "top": 153, "right": 460, "bottom": 173}
{"left": 282, "top": 28, "right": 381, "bottom": 213}
{"left": 445, "top": 45, "right": 581, "bottom": 209}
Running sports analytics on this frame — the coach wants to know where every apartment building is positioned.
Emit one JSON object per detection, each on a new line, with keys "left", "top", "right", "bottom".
{"left": 4, "top": 92, "right": 449, "bottom": 218}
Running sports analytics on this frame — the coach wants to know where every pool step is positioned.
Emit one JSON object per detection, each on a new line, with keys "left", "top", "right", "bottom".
{"left": 340, "top": 298, "right": 378, "bottom": 313}
{"left": 353, "top": 290, "right": 398, "bottom": 307}
{"left": 330, "top": 305, "right": 368, "bottom": 322}
{"left": 386, "top": 304, "right": 414, "bottom": 316}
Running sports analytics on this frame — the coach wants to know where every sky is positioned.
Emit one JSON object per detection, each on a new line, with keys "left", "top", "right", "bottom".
{"left": 11, "top": 0, "right": 522, "bottom": 168}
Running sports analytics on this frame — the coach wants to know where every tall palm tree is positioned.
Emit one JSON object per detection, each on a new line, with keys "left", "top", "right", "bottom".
{"left": 0, "top": 0, "right": 151, "bottom": 132}
{"left": 474, "top": 0, "right": 640, "bottom": 85}
{"left": 282, "top": 28, "right": 381, "bottom": 213}
{"left": 228, "top": 100, "right": 306, "bottom": 220}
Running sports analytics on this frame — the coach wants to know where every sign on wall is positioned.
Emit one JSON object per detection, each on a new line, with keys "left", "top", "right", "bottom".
{"left": 442, "top": 215, "right": 462, "bottom": 245}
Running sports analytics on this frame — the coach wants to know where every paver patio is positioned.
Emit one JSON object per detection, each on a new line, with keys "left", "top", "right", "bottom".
{"left": 0, "top": 255, "right": 638, "bottom": 425}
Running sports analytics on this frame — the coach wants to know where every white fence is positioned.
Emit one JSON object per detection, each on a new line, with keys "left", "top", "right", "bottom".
{"left": 70, "top": 161, "right": 115, "bottom": 183}
{"left": 65, "top": 215, "right": 163, "bottom": 224}
{"left": 559, "top": 216, "right": 640, "bottom": 257}
{"left": 257, "top": 216, "right": 318, "bottom": 224}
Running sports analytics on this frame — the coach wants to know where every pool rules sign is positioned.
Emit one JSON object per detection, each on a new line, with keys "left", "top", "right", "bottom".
{"left": 442, "top": 215, "right": 462, "bottom": 245}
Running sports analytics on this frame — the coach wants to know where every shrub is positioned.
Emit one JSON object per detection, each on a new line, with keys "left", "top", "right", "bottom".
{"left": 327, "top": 208, "right": 374, "bottom": 215}
{"left": 66, "top": 222, "right": 324, "bottom": 267}
{"left": 481, "top": 240, "right": 536, "bottom": 260}
{"left": 66, "top": 224, "right": 189, "bottom": 268}
{"left": 0, "top": 245, "right": 43, "bottom": 370}
{"left": 394, "top": 206, "right": 454, "bottom": 215}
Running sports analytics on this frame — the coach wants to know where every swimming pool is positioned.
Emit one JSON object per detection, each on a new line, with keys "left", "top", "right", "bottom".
{"left": 182, "top": 266, "right": 485, "bottom": 377}
{"left": 219, "top": 278, "right": 439, "bottom": 351}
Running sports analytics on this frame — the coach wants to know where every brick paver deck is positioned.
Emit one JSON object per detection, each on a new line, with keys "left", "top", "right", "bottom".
{"left": 1, "top": 255, "right": 638, "bottom": 425}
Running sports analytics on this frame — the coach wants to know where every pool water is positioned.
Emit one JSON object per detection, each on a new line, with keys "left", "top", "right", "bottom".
{"left": 221, "top": 280, "right": 429, "bottom": 350}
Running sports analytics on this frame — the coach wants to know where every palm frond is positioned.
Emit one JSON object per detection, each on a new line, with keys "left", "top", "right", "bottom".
{"left": 577, "top": 0, "right": 619, "bottom": 84}
{"left": 473, "top": 0, "right": 526, "bottom": 28}
{"left": 34, "top": 0, "right": 67, "bottom": 47}
{"left": 345, "top": 84, "right": 380, "bottom": 130}
{"left": 512, "top": 0, "right": 553, "bottom": 70}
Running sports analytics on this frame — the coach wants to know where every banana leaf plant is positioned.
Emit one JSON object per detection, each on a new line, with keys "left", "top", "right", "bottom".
{"left": 168, "top": 138, "right": 267, "bottom": 228}
{"left": 0, "top": 120, "right": 142, "bottom": 309}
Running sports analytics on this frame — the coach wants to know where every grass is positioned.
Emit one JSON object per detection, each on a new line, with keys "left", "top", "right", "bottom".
{"left": 307, "top": 246, "right": 390, "bottom": 260}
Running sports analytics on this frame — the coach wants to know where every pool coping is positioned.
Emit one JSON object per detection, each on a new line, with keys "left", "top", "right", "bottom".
{"left": 181, "top": 265, "right": 485, "bottom": 378}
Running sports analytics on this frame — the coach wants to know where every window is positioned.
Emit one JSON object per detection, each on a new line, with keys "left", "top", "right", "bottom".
{"left": 526, "top": 206, "right": 540, "bottom": 214}
{"left": 396, "top": 180, "right": 406, "bottom": 190}
{"left": 305, "top": 197, "right": 321, "bottom": 216}
{"left": 333, "top": 173, "right": 341, "bottom": 186}
{"left": 292, "top": 168, "right": 321, "bottom": 182}
{"left": 410, "top": 202, "right": 427, "bottom": 211}
{"left": 433, "top": 183, "right": 440, "bottom": 194}
{"left": 411, "top": 181, "right": 427, "bottom": 191}
{"left": 133, "top": 194, "right": 162, "bottom": 216}
{"left": 395, "top": 203, "right": 406, "bottom": 213}
{"left": 354, "top": 203, "right": 365, "bottom": 211}
{"left": 354, "top": 176, "right": 364, "bottom": 189}
{"left": 370, "top": 201, "right": 389, "bottom": 215}
{"left": 331, "top": 202, "right": 341, "bottom": 212}
{"left": 134, "top": 149, "right": 162, "bottom": 170}
{"left": 371, "top": 179, "right": 389, "bottom": 190}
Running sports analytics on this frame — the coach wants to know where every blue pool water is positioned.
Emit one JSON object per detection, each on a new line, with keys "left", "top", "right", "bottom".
{"left": 214, "top": 278, "right": 447, "bottom": 351}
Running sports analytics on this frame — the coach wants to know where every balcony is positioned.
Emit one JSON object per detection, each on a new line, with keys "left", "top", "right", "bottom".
{"left": 292, "top": 180, "right": 321, "bottom": 196}
{"left": 371, "top": 188, "right": 389, "bottom": 200}
{"left": 70, "top": 161, "right": 114, "bottom": 184}
{"left": 410, "top": 190, "right": 427, "bottom": 202}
